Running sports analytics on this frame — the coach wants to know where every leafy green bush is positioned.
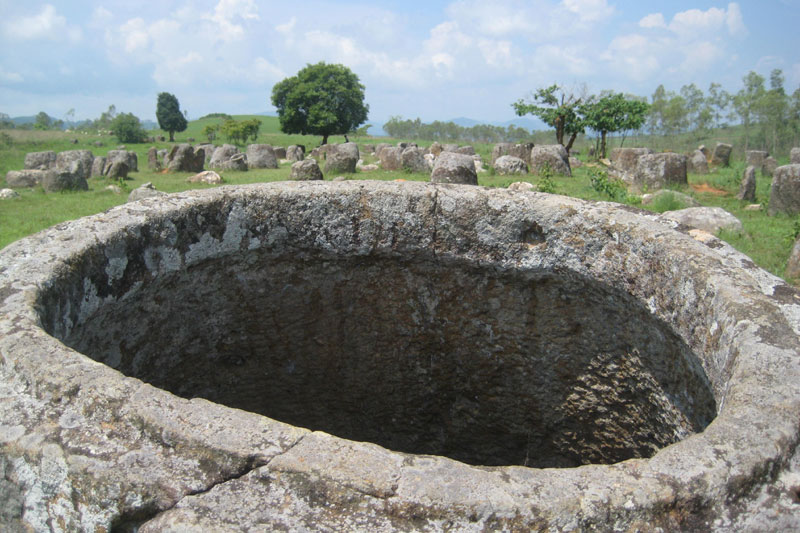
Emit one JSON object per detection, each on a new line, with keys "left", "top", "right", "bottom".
{"left": 111, "top": 113, "right": 148, "bottom": 143}
{"left": 589, "top": 168, "right": 628, "bottom": 202}
{"left": 536, "top": 163, "right": 557, "bottom": 193}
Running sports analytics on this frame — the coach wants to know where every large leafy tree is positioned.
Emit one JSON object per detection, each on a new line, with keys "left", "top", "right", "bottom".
{"left": 512, "top": 84, "right": 585, "bottom": 152}
{"left": 271, "top": 62, "right": 369, "bottom": 145}
{"left": 111, "top": 112, "right": 148, "bottom": 143}
{"left": 156, "top": 92, "right": 188, "bottom": 142}
{"left": 581, "top": 93, "right": 649, "bottom": 159}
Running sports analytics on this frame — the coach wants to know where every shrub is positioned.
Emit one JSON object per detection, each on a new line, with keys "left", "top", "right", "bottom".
{"left": 111, "top": 113, "right": 148, "bottom": 143}
{"left": 589, "top": 168, "right": 628, "bottom": 202}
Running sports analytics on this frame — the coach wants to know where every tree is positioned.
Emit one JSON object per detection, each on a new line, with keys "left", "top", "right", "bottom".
{"left": 733, "top": 71, "right": 766, "bottom": 151}
{"left": 111, "top": 112, "right": 148, "bottom": 143}
{"left": 513, "top": 84, "right": 585, "bottom": 152}
{"left": 271, "top": 62, "right": 369, "bottom": 145}
{"left": 34, "top": 111, "right": 52, "bottom": 130}
{"left": 219, "top": 118, "right": 261, "bottom": 145}
{"left": 760, "top": 69, "right": 789, "bottom": 153}
{"left": 705, "top": 83, "right": 731, "bottom": 129}
{"left": 203, "top": 123, "right": 220, "bottom": 142}
{"left": 581, "top": 93, "right": 649, "bottom": 159}
{"left": 156, "top": 92, "right": 188, "bottom": 142}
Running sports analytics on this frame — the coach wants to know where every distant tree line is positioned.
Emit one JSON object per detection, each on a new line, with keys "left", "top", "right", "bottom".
{"left": 382, "top": 117, "right": 534, "bottom": 143}
{"left": 513, "top": 69, "right": 800, "bottom": 157}
{"left": 646, "top": 69, "right": 800, "bottom": 154}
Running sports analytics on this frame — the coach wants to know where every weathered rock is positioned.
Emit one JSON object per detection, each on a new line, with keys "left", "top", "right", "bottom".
{"left": 56, "top": 150, "right": 94, "bottom": 181}
{"left": 24, "top": 150, "right": 56, "bottom": 170}
{"left": 745, "top": 150, "right": 768, "bottom": 169}
{"left": 324, "top": 143, "right": 359, "bottom": 174}
{"left": 128, "top": 182, "right": 166, "bottom": 202}
{"left": 698, "top": 144, "right": 709, "bottom": 158}
{"left": 0, "top": 188, "right": 20, "bottom": 199}
{"left": 508, "top": 181, "right": 534, "bottom": 191}
{"left": 379, "top": 147, "right": 402, "bottom": 171}
{"left": 610, "top": 147, "right": 653, "bottom": 174}
{"left": 786, "top": 238, "right": 800, "bottom": 279}
{"left": 423, "top": 153, "right": 435, "bottom": 171}
{"left": 196, "top": 144, "right": 215, "bottom": 164}
{"left": 430, "top": 151, "right": 478, "bottom": 184}
{"left": 530, "top": 145, "right": 571, "bottom": 176}
{"left": 660, "top": 206, "right": 743, "bottom": 234}
{"left": 210, "top": 145, "right": 247, "bottom": 171}
{"left": 358, "top": 164, "right": 379, "bottom": 172}
{"left": 41, "top": 167, "right": 89, "bottom": 193}
{"left": 186, "top": 171, "right": 223, "bottom": 184}
{"left": 768, "top": 164, "right": 800, "bottom": 216}
{"left": 401, "top": 147, "right": 428, "bottom": 173}
{"left": 104, "top": 150, "right": 138, "bottom": 174}
{"left": 290, "top": 159, "right": 323, "bottom": 180}
{"left": 166, "top": 144, "right": 205, "bottom": 172}
{"left": 375, "top": 143, "right": 392, "bottom": 158}
{"left": 628, "top": 153, "right": 687, "bottom": 193}
{"left": 246, "top": 144, "right": 278, "bottom": 170}
{"left": 494, "top": 155, "right": 528, "bottom": 175}
{"left": 105, "top": 184, "right": 122, "bottom": 194}
{"left": 710, "top": 143, "right": 732, "bottom": 167}
{"left": 273, "top": 147, "right": 287, "bottom": 160}
{"left": 473, "top": 156, "right": 486, "bottom": 174}
{"left": 641, "top": 189, "right": 701, "bottom": 208}
{"left": 568, "top": 156, "right": 582, "bottom": 169}
{"left": 455, "top": 146, "right": 476, "bottom": 156}
{"left": 791, "top": 147, "right": 800, "bottom": 164}
{"left": 1, "top": 181, "right": 799, "bottom": 532}
{"left": 763, "top": 156, "right": 778, "bottom": 177}
{"left": 737, "top": 165, "right": 757, "bottom": 202}
{"left": 441, "top": 143, "right": 458, "bottom": 153}
{"left": 429, "top": 142, "right": 443, "bottom": 157}
{"left": 106, "top": 160, "right": 129, "bottom": 180}
{"left": 687, "top": 150, "right": 709, "bottom": 174}
{"left": 286, "top": 145, "right": 304, "bottom": 162}
{"left": 5, "top": 169, "right": 47, "bottom": 188}
{"left": 147, "top": 147, "right": 161, "bottom": 171}
{"left": 491, "top": 143, "right": 513, "bottom": 165}
{"left": 91, "top": 156, "right": 106, "bottom": 178}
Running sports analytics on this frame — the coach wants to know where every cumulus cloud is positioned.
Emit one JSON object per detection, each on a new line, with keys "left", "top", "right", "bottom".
{"left": 2, "top": 4, "right": 82, "bottom": 43}
{"left": 639, "top": 13, "right": 666, "bottom": 29}
{"left": 603, "top": 3, "right": 748, "bottom": 82}
{"left": 561, "top": 0, "right": 614, "bottom": 23}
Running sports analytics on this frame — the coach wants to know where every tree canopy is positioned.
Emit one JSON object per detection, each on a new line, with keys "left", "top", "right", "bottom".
{"left": 111, "top": 112, "right": 148, "bottom": 143}
{"left": 156, "top": 92, "right": 187, "bottom": 142}
{"left": 581, "top": 93, "right": 649, "bottom": 158}
{"left": 271, "top": 62, "right": 369, "bottom": 145}
{"left": 512, "top": 84, "right": 585, "bottom": 152}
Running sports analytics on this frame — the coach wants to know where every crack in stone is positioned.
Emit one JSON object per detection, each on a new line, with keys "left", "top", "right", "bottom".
{"left": 128, "top": 433, "right": 309, "bottom": 532}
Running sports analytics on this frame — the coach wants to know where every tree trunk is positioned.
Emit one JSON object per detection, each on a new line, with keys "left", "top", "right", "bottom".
{"left": 321, "top": 134, "right": 328, "bottom": 145}
{"left": 600, "top": 131, "right": 607, "bottom": 159}
{"left": 169, "top": 130, "right": 174, "bottom": 142}
{"left": 565, "top": 132, "right": 578, "bottom": 153}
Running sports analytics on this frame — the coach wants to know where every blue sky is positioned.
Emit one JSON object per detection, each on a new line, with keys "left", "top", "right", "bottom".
{"left": 1, "top": 1, "right": 798, "bottom": 124}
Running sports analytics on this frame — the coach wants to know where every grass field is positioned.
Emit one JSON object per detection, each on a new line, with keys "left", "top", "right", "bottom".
{"left": 1, "top": 120, "right": 798, "bottom": 283}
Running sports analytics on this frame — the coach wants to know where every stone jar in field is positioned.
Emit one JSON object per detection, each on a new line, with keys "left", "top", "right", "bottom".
{"left": 430, "top": 151, "right": 478, "bottom": 184}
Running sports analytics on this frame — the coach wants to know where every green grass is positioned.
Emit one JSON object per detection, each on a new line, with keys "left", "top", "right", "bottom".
{"left": 1, "top": 125, "right": 798, "bottom": 283}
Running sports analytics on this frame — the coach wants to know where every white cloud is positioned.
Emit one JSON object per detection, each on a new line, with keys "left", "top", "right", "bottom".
{"left": 2, "top": 4, "right": 82, "bottom": 43}
{"left": 639, "top": 13, "right": 666, "bottom": 29}
{"left": 204, "top": 0, "right": 260, "bottom": 41}
{"left": 726, "top": 3, "right": 747, "bottom": 37}
{"left": 667, "top": 3, "right": 746, "bottom": 38}
{"left": 603, "top": 3, "right": 748, "bottom": 83}
{"left": 601, "top": 34, "right": 662, "bottom": 81}
{"left": 561, "top": 0, "right": 614, "bottom": 23}
{"left": 0, "top": 66, "right": 23, "bottom": 83}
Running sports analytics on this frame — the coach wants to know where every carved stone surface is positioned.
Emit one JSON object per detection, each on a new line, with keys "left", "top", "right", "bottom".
{"left": 1, "top": 181, "right": 800, "bottom": 531}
